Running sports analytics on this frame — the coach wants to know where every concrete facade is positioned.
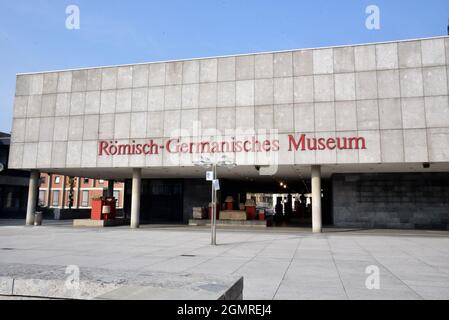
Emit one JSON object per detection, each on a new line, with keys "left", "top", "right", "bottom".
{"left": 8, "top": 36, "right": 449, "bottom": 174}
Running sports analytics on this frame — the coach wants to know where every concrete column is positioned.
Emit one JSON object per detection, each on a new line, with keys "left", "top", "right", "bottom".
{"left": 311, "top": 165, "right": 322, "bottom": 233}
{"left": 25, "top": 170, "right": 40, "bottom": 226}
{"left": 130, "top": 169, "right": 141, "bottom": 229}
{"left": 107, "top": 180, "right": 115, "bottom": 198}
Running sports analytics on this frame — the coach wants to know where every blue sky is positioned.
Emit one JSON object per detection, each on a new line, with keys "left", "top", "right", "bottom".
{"left": 0, "top": 0, "right": 448, "bottom": 132}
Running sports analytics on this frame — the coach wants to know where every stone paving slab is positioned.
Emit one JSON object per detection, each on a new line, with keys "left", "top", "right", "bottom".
{"left": 0, "top": 222, "right": 449, "bottom": 300}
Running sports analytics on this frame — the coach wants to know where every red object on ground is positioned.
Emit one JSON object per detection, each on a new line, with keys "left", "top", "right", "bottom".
{"left": 246, "top": 206, "right": 257, "bottom": 220}
{"left": 208, "top": 205, "right": 220, "bottom": 220}
{"left": 226, "top": 202, "right": 233, "bottom": 210}
{"left": 258, "top": 212, "right": 265, "bottom": 221}
{"left": 91, "top": 198, "right": 116, "bottom": 221}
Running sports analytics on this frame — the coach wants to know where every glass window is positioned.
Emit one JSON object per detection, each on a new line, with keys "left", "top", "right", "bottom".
{"left": 38, "top": 190, "right": 45, "bottom": 206}
{"left": 83, "top": 178, "right": 89, "bottom": 184}
{"left": 54, "top": 176, "right": 60, "bottom": 184}
{"left": 81, "top": 190, "right": 89, "bottom": 207}
{"left": 99, "top": 179, "right": 104, "bottom": 184}
{"left": 113, "top": 190, "right": 119, "bottom": 207}
{"left": 52, "top": 190, "right": 60, "bottom": 207}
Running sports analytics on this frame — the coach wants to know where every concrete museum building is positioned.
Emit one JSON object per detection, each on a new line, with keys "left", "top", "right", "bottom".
{"left": 8, "top": 36, "right": 449, "bottom": 231}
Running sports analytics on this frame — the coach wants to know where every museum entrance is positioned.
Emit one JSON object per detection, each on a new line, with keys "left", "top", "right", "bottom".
{"left": 218, "top": 179, "right": 333, "bottom": 228}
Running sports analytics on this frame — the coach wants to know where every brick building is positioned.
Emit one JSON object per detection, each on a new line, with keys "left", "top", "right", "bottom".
{"left": 38, "top": 173, "right": 124, "bottom": 209}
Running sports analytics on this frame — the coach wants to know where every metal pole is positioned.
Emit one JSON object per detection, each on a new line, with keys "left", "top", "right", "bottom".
{"left": 211, "top": 164, "right": 217, "bottom": 245}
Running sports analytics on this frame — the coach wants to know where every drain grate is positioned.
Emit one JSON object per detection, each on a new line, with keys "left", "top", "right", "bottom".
{"left": 180, "top": 254, "right": 196, "bottom": 257}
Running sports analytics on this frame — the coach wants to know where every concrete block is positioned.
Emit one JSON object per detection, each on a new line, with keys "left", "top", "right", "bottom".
{"left": 43, "top": 73, "right": 58, "bottom": 94}
{"left": 403, "top": 129, "right": 428, "bottom": 162}
{"left": 217, "top": 107, "right": 236, "bottom": 132}
{"left": 70, "top": 92, "right": 86, "bottom": 115}
{"left": 132, "top": 88, "right": 148, "bottom": 112}
{"left": 381, "top": 130, "right": 404, "bottom": 163}
{"left": 164, "top": 85, "right": 182, "bottom": 110}
{"left": 182, "top": 84, "right": 199, "bottom": 109}
{"left": 398, "top": 41, "right": 422, "bottom": 68}
{"left": 400, "top": 68, "right": 424, "bottom": 97}
{"left": 255, "top": 79, "right": 273, "bottom": 105}
{"left": 314, "top": 102, "right": 335, "bottom": 132}
{"left": 66, "top": 141, "right": 82, "bottom": 167}
{"left": 336, "top": 131, "right": 359, "bottom": 164}
{"left": 99, "top": 114, "right": 115, "bottom": 140}
{"left": 22, "top": 143, "right": 38, "bottom": 168}
{"left": 114, "top": 113, "right": 131, "bottom": 139}
{"left": 293, "top": 50, "right": 314, "bottom": 76}
{"left": 235, "top": 106, "right": 255, "bottom": 131}
{"left": 112, "top": 139, "right": 130, "bottom": 168}
{"left": 117, "top": 66, "right": 133, "bottom": 88}
{"left": 116, "top": 89, "right": 132, "bottom": 112}
{"left": 358, "top": 130, "right": 381, "bottom": 163}
{"left": 198, "top": 108, "right": 216, "bottom": 132}
{"left": 7, "top": 143, "right": 24, "bottom": 168}
{"left": 356, "top": 72, "right": 378, "bottom": 100}
{"left": 314, "top": 75, "right": 334, "bottom": 102}
{"left": 72, "top": 70, "right": 88, "bottom": 92}
{"left": 101, "top": 68, "right": 117, "bottom": 90}
{"left": 333, "top": 47, "right": 355, "bottom": 73}
{"left": 11, "top": 119, "right": 25, "bottom": 143}
{"left": 274, "top": 78, "right": 293, "bottom": 104}
{"left": 87, "top": 69, "right": 102, "bottom": 91}
{"left": 335, "top": 101, "right": 357, "bottom": 131}
{"left": 401, "top": 97, "right": 426, "bottom": 129}
{"left": 41, "top": 94, "right": 57, "bottom": 117}
{"left": 428, "top": 128, "right": 449, "bottom": 162}
{"left": 421, "top": 38, "right": 446, "bottom": 66}
{"left": 313, "top": 49, "right": 333, "bottom": 74}
{"left": 29, "top": 74, "right": 43, "bottom": 95}
{"left": 100, "top": 90, "right": 116, "bottom": 114}
{"left": 446, "top": 38, "right": 449, "bottom": 65}
{"left": 81, "top": 141, "right": 98, "bottom": 168}
{"left": 294, "top": 76, "right": 314, "bottom": 103}
{"left": 255, "top": 106, "right": 274, "bottom": 130}
{"left": 217, "top": 82, "right": 235, "bottom": 108}
{"left": 180, "top": 109, "right": 199, "bottom": 136}
{"left": 354, "top": 45, "right": 377, "bottom": 71}
{"left": 148, "top": 86, "right": 165, "bottom": 111}
{"left": 200, "top": 59, "right": 218, "bottom": 83}
{"left": 27, "top": 95, "right": 42, "bottom": 117}
{"left": 294, "top": 103, "right": 315, "bottom": 132}
{"left": 166, "top": 62, "right": 183, "bottom": 85}
{"left": 334, "top": 73, "right": 356, "bottom": 101}
{"left": 379, "top": 98, "right": 402, "bottom": 129}
{"left": 36, "top": 141, "right": 52, "bottom": 168}
{"left": 255, "top": 54, "right": 273, "bottom": 78}
{"left": 149, "top": 63, "right": 166, "bottom": 86}
{"left": 183, "top": 60, "right": 200, "bottom": 84}
{"left": 53, "top": 117, "right": 69, "bottom": 141}
{"left": 236, "top": 80, "right": 254, "bottom": 106}
{"left": 294, "top": 132, "right": 315, "bottom": 164}
{"left": 39, "top": 117, "right": 55, "bottom": 141}
{"left": 199, "top": 83, "right": 217, "bottom": 108}
{"left": 164, "top": 110, "right": 181, "bottom": 137}
{"left": 274, "top": 52, "right": 293, "bottom": 77}
{"left": 16, "top": 75, "right": 31, "bottom": 96}
{"left": 68, "top": 116, "right": 84, "bottom": 140}
{"left": 146, "top": 138, "right": 163, "bottom": 167}
{"left": 274, "top": 104, "right": 294, "bottom": 133}
{"left": 25, "top": 118, "right": 40, "bottom": 142}
{"left": 147, "top": 111, "right": 164, "bottom": 137}
{"left": 132, "top": 65, "right": 149, "bottom": 88}
{"left": 51, "top": 141, "right": 67, "bottom": 167}
{"left": 83, "top": 115, "right": 100, "bottom": 140}
{"left": 13, "top": 96, "right": 28, "bottom": 118}
{"left": 130, "top": 112, "right": 148, "bottom": 138}
{"left": 377, "top": 70, "right": 400, "bottom": 99}
{"left": 236, "top": 55, "right": 255, "bottom": 80}
{"left": 425, "top": 96, "right": 449, "bottom": 128}
{"left": 376, "top": 43, "right": 398, "bottom": 69}
{"left": 423, "top": 67, "right": 448, "bottom": 96}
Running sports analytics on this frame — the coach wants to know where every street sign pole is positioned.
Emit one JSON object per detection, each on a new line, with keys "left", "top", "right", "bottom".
{"left": 211, "top": 163, "right": 217, "bottom": 246}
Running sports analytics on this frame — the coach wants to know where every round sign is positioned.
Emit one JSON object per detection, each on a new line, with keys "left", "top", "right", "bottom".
{"left": 0, "top": 163, "right": 4, "bottom": 172}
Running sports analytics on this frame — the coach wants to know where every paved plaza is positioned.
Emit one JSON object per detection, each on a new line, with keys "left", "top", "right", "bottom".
{"left": 0, "top": 221, "right": 449, "bottom": 300}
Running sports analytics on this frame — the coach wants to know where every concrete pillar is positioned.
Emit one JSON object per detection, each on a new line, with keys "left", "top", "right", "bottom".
{"left": 130, "top": 169, "right": 141, "bottom": 229}
{"left": 107, "top": 180, "right": 115, "bottom": 198}
{"left": 311, "top": 165, "right": 322, "bottom": 233}
{"left": 25, "top": 170, "right": 40, "bottom": 226}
